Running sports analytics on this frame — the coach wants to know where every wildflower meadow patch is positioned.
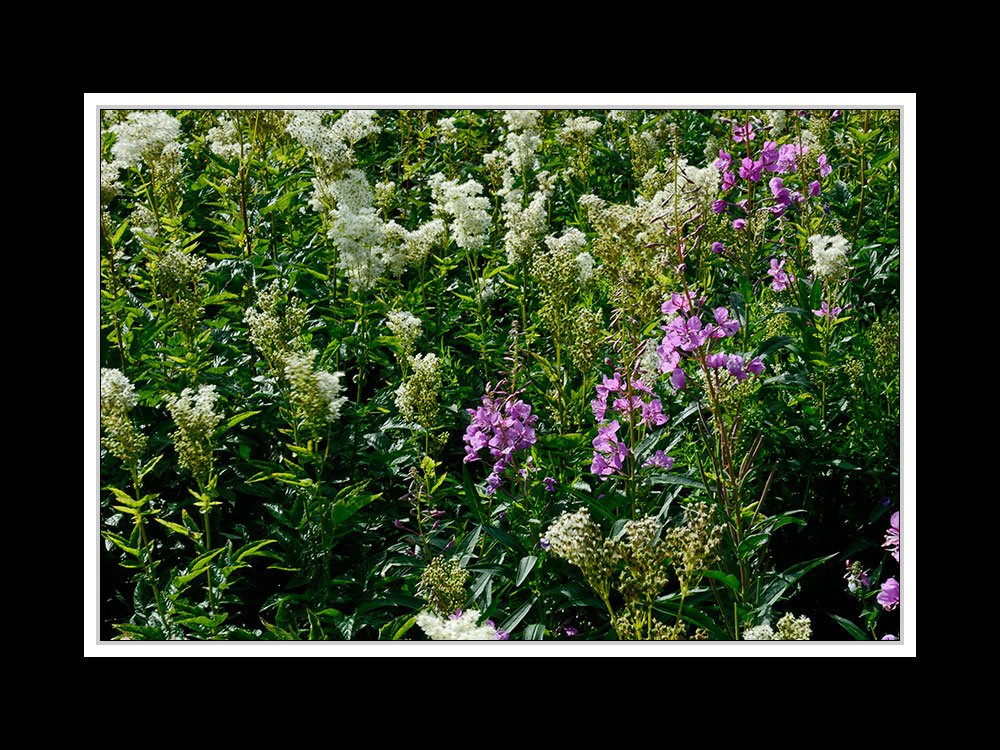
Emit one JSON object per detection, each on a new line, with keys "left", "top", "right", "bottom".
{"left": 91, "top": 101, "right": 908, "bottom": 650}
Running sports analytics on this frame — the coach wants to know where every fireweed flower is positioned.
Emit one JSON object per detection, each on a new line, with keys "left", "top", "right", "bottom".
{"left": 462, "top": 387, "right": 538, "bottom": 495}
{"left": 877, "top": 577, "right": 900, "bottom": 611}
{"left": 543, "top": 476, "right": 556, "bottom": 492}
{"left": 818, "top": 153, "right": 833, "bottom": 177}
{"left": 813, "top": 300, "right": 849, "bottom": 320}
{"left": 642, "top": 450, "right": 674, "bottom": 470}
{"left": 767, "top": 258, "right": 792, "bottom": 292}
{"left": 732, "top": 122, "right": 755, "bottom": 142}
{"left": 883, "top": 510, "right": 900, "bottom": 562}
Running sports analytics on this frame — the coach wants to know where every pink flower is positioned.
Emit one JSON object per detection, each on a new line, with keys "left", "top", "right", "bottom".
{"left": 818, "top": 153, "right": 832, "bottom": 178}
{"left": 883, "top": 511, "right": 900, "bottom": 563}
{"left": 733, "top": 122, "right": 755, "bottom": 143}
{"left": 642, "top": 450, "right": 674, "bottom": 470}
{"left": 767, "top": 258, "right": 792, "bottom": 292}
{"left": 877, "top": 577, "right": 899, "bottom": 611}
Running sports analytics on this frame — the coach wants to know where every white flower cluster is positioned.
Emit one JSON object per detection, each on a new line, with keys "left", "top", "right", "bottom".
{"left": 557, "top": 115, "right": 601, "bottom": 145}
{"left": 808, "top": 234, "right": 851, "bottom": 284}
{"left": 325, "top": 169, "right": 405, "bottom": 291}
{"left": 285, "top": 109, "right": 380, "bottom": 175}
{"left": 282, "top": 349, "right": 348, "bottom": 425}
{"left": 544, "top": 227, "right": 593, "bottom": 285}
{"left": 501, "top": 176, "right": 553, "bottom": 265}
{"left": 206, "top": 114, "right": 245, "bottom": 162}
{"left": 101, "top": 368, "right": 139, "bottom": 416}
{"left": 742, "top": 613, "right": 813, "bottom": 641}
{"left": 437, "top": 116, "right": 458, "bottom": 144}
{"left": 428, "top": 173, "right": 492, "bottom": 252}
{"left": 382, "top": 217, "right": 447, "bottom": 265}
{"left": 164, "top": 384, "right": 222, "bottom": 434}
{"left": 503, "top": 110, "right": 543, "bottom": 175}
{"left": 386, "top": 309, "right": 423, "bottom": 358}
{"left": 543, "top": 507, "right": 607, "bottom": 572}
{"left": 415, "top": 608, "right": 500, "bottom": 640}
{"left": 109, "top": 110, "right": 182, "bottom": 169}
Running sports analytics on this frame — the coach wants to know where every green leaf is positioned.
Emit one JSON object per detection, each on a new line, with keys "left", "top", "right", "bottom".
{"left": 522, "top": 623, "right": 545, "bottom": 640}
{"left": 499, "top": 597, "right": 535, "bottom": 633}
{"left": 515, "top": 555, "right": 537, "bottom": 586}
{"left": 703, "top": 569, "right": 741, "bottom": 593}
{"left": 829, "top": 613, "right": 871, "bottom": 640}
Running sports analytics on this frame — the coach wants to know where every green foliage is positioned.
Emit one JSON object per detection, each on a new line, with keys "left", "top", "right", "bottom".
{"left": 96, "top": 105, "right": 902, "bottom": 645}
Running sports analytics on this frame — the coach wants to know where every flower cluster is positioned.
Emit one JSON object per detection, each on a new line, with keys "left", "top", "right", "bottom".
{"left": 462, "top": 386, "right": 538, "bottom": 495}
{"left": 282, "top": 349, "right": 348, "bottom": 433}
{"left": 417, "top": 555, "right": 468, "bottom": 616}
{"left": 429, "top": 172, "right": 492, "bottom": 252}
{"left": 108, "top": 110, "right": 182, "bottom": 170}
{"left": 385, "top": 309, "right": 422, "bottom": 361}
{"left": 164, "top": 384, "right": 224, "bottom": 487}
{"left": 244, "top": 281, "right": 308, "bottom": 372}
{"left": 395, "top": 353, "right": 442, "bottom": 430}
{"left": 100, "top": 368, "right": 147, "bottom": 467}
{"left": 742, "top": 613, "right": 813, "bottom": 641}
{"left": 541, "top": 507, "right": 614, "bottom": 598}
{"left": 414, "top": 608, "right": 508, "bottom": 641}
{"left": 808, "top": 234, "right": 851, "bottom": 285}
{"left": 654, "top": 291, "right": 764, "bottom": 390}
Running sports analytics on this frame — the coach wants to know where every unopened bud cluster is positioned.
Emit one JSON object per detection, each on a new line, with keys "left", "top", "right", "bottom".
{"left": 417, "top": 556, "right": 468, "bottom": 615}
{"left": 395, "top": 353, "right": 442, "bottom": 429}
{"left": 661, "top": 501, "right": 724, "bottom": 595}
{"left": 244, "top": 282, "right": 308, "bottom": 371}
{"left": 543, "top": 507, "right": 615, "bottom": 599}
{"left": 157, "top": 248, "right": 207, "bottom": 336}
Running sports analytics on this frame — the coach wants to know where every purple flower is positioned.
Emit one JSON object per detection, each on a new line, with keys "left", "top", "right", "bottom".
{"left": 669, "top": 367, "right": 686, "bottom": 390}
{"left": 711, "top": 241, "right": 725, "bottom": 254}
{"left": 543, "top": 476, "right": 556, "bottom": 492}
{"left": 747, "top": 356, "right": 765, "bottom": 376}
{"left": 714, "top": 149, "right": 732, "bottom": 171}
{"left": 808, "top": 180, "right": 821, "bottom": 197}
{"left": 721, "top": 170, "right": 737, "bottom": 192}
{"left": 642, "top": 449, "right": 674, "bottom": 470}
{"left": 539, "top": 537, "right": 550, "bottom": 550}
{"left": 883, "top": 510, "right": 900, "bottom": 563}
{"left": 733, "top": 218, "right": 746, "bottom": 230}
{"left": 739, "top": 157, "right": 762, "bottom": 182}
{"left": 813, "top": 300, "right": 849, "bottom": 320}
{"left": 733, "top": 122, "right": 755, "bottom": 143}
{"left": 767, "top": 257, "right": 792, "bottom": 292}
{"left": 831, "top": 110, "right": 842, "bottom": 121}
{"left": 640, "top": 398, "right": 668, "bottom": 427}
{"left": 760, "top": 140, "right": 779, "bottom": 171}
{"left": 666, "top": 314, "right": 709, "bottom": 352}
{"left": 711, "top": 307, "right": 740, "bottom": 338}
{"left": 881, "top": 634, "right": 897, "bottom": 640}
{"left": 877, "top": 577, "right": 900, "bottom": 611}
{"left": 775, "top": 143, "right": 803, "bottom": 173}
{"left": 844, "top": 559, "right": 871, "bottom": 593}
{"left": 562, "top": 626, "right": 579, "bottom": 637}
{"left": 712, "top": 199, "right": 726, "bottom": 214}
{"left": 818, "top": 153, "right": 832, "bottom": 178}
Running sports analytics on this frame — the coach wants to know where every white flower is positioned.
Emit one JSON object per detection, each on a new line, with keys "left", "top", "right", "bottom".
{"left": 808, "top": 234, "right": 851, "bottom": 284}
{"left": 101, "top": 368, "right": 138, "bottom": 415}
{"left": 429, "top": 173, "right": 491, "bottom": 252}
{"left": 109, "top": 111, "right": 182, "bottom": 169}
{"left": 415, "top": 608, "right": 500, "bottom": 640}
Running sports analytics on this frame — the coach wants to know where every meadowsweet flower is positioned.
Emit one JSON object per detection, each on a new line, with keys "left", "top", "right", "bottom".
{"left": 395, "top": 352, "right": 442, "bottom": 429}
{"left": 206, "top": 114, "right": 245, "bottom": 162}
{"left": 415, "top": 608, "right": 502, "bottom": 640}
{"left": 101, "top": 368, "right": 147, "bottom": 467}
{"left": 429, "top": 172, "right": 492, "bottom": 253}
{"left": 417, "top": 556, "right": 468, "bottom": 615}
{"left": 282, "top": 349, "right": 348, "bottom": 431}
{"left": 877, "top": 577, "right": 900, "bottom": 610}
{"left": 808, "top": 234, "right": 851, "bottom": 284}
{"left": 164, "top": 384, "right": 223, "bottom": 486}
{"left": 386, "top": 309, "right": 423, "bottom": 360}
{"left": 543, "top": 507, "right": 614, "bottom": 597}
{"left": 109, "top": 110, "right": 182, "bottom": 169}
